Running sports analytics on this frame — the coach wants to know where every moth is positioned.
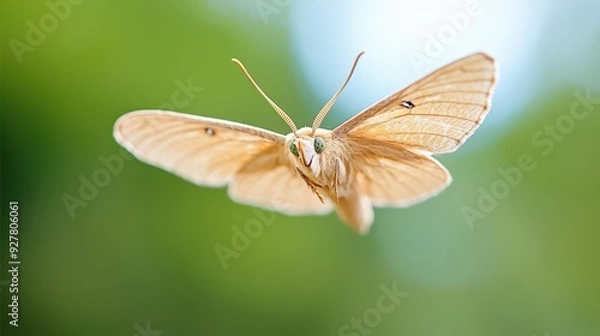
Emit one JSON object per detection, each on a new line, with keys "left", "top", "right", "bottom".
{"left": 114, "top": 52, "right": 497, "bottom": 234}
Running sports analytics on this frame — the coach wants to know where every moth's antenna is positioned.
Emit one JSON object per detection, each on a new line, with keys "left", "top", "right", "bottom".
{"left": 231, "top": 58, "right": 298, "bottom": 134}
{"left": 311, "top": 51, "right": 365, "bottom": 135}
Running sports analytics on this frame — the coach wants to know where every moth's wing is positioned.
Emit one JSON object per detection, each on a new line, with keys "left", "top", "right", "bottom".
{"left": 334, "top": 53, "right": 497, "bottom": 154}
{"left": 114, "top": 110, "right": 333, "bottom": 215}
{"left": 114, "top": 110, "right": 284, "bottom": 187}
{"left": 228, "top": 149, "right": 333, "bottom": 215}
{"left": 350, "top": 138, "right": 452, "bottom": 207}
{"left": 357, "top": 156, "right": 451, "bottom": 207}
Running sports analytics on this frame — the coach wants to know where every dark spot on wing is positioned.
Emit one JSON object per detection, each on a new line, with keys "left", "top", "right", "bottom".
{"left": 400, "top": 100, "right": 415, "bottom": 109}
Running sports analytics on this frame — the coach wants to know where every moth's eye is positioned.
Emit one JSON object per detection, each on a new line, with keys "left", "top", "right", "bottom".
{"left": 289, "top": 142, "right": 299, "bottom": 157}
{"left": 314, "top": 137, "right": 325, "bottom": 154}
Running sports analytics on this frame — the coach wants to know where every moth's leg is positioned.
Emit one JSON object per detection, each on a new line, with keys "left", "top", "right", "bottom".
{"left": 296, "top": 168, "right": 325, "bottom": 204}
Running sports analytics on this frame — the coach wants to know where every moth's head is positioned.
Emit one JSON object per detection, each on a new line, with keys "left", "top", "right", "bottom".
{"left": 286, "top": 127, "right": 330, "bottom": 170}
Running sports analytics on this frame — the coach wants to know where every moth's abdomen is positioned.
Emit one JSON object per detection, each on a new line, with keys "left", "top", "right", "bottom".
{"left": 333, "top": 190, "right": 374, "bottom": 235}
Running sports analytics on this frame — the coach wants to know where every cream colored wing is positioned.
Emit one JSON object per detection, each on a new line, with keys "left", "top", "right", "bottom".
{"left": 114, "top": 110, "right": 332, "bottom": 214}
{"left": 228, "top": 149, "right": 333, "bottom": 215}
{"left": 334, "top": 53, "right": 497, "bottom": 154}
{"left": 114, "top": 110, "right": 284, "bottom": 187}
{"left": 350, "top": 138, "right": 452, "bottom": 207}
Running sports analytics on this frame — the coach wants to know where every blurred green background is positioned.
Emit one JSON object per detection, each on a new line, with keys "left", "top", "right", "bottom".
{"left": 1, "top": 0, "right": 599, "bottom": 335}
